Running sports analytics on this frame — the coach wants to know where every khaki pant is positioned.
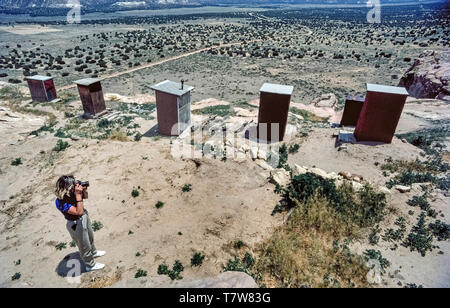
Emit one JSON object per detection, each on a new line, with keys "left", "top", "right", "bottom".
{"left": 66, "top": 212, "right": 97, "bottom": 268}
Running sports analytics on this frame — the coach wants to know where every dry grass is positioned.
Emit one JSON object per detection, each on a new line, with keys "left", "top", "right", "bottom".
{"left": 254, "top": 194, "right": 369, "bottom": 288}
{"left": 108, "top": 130, "right": 129, "bottom": 142}
{"left": 85, "top": 270, "right": 122, "bottom": 288}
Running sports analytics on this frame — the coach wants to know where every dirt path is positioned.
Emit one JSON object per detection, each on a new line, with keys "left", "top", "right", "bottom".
{"left": 59, "top": 28, "right": 312, "bottom": 91}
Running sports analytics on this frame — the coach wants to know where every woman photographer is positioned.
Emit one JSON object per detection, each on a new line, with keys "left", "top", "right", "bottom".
{"left": 55, "top": 175, "right": 106, "bottom": 272}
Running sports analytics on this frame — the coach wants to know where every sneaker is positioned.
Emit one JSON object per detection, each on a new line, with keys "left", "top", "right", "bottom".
{"left": 86, "top": 262, "right": 105, "bottom": 272}
{"left": 93, "top": 250, "right": 106, "bottom": 258}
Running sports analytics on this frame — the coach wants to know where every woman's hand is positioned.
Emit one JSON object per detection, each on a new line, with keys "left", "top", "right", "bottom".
{"left": 75, "top": 183, "right": 84, "bottom": 199}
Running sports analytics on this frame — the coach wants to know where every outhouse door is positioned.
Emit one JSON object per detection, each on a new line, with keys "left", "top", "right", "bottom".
{"left": 177, "top": 93, "right": 191, "bottom": 135}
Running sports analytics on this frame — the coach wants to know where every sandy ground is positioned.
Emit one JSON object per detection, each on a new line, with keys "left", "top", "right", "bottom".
{"left": 0, "top": 26, "right": 63, "bottom": 35}
{"left": 0, "top": 91, "right": 449, "bottom": 288}
{"left": 0, "top": 136, "right": 283, "bottom": 288}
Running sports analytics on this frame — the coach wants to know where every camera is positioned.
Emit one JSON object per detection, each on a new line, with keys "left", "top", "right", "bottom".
{"left": 77, "top": 180, "right": 90, "bottom": 188}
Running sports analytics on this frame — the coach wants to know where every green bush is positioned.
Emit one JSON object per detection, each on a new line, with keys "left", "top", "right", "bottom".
{"left": 131, "top": 189, "right": 139, "bottom": 198}
{"left": 155, "top": 201, "right": 164, "bottom": 209}
{"left": 92, "top": 221, "right": 103, "bottom": 232}
{"left": 282, "top": 173, "right": 386, "bottom": 228}
{"left": 428, "top": 220, "right": 450, "bottom": 241}
{"left": 11, "top": 158, "right": 22, "bottom": 166}
{"left": 364, "top": 249, "right": 390, "bottom": 272}
{"left": 134, "top": 132, "right": 143, "bottom": 141}
{"left": 403, "top": 213, "right": 433, "bottom": 257}
{"left": 53, "top": 139, "right": 70, "bottom": 152}
{"left": 182, "top": 184, "right": 192, "bottom": 193}
{"left": 191, "top": 252, "right": 205, "bottom": 267}
{"left": 158, "top": 261, "right": 184, "bottom": 280}
{"left": 135, "top": 269, "right": 147, "bottom": 278}
{"left": 55, "top": 242, "right": 67, "bottom": 250}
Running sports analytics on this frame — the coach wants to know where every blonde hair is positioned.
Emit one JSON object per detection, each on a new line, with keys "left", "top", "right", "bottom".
{"left": 55, "top": 175, "right": 76, "bottom": 200}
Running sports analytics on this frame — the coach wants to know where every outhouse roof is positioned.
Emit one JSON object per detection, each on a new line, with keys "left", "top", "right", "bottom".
{"left": 74, "top": 78, "right": 102, "bottom": 87}
{"left": 26, "top": 75, "right": 53, "bottom": 81}
{"left": 366, "top": 83, "right": 408, "bottom": 95}
{"left": 151, "top": 80, "right": 194, "bottom": 97}
{"left": 260, "top": 83, "right": 294, "bottom": 96}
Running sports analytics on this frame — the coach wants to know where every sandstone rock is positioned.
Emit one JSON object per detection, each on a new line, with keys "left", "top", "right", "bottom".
{"left": 339, "top": 171, "right": 353, "bottom": 180}
{"left": 110, "top": 271, "right": 258, "bottom": 288}
{"left": 366, "top": 259, "right": 382, "bottom": 285}
{"left": 257, "top": 149, "right": 268, "bottom": 160}
{"left": 249, "top": 147, "right": 258, "bottom": 161}
{"left": 311, "top": 93, "right": 338, "bottom": 109}
{"left": 292, "top": 164, "right": 308, "bottom": 177}
{"left": 327, "top": 172, "right": 340, "bottom": 180}
{"left": 395, "top": 185, "right": 411, "bottom": 193}
{"left": 170, "top": 271, "right": 258, "bottom": 288}
{"left": 352, "top": 181, "right": 363, "bottom": 190}
{"left": 379, "top": 186, "right": 391, "bottom": 194}
{"left": 352, "top": 176, "right": 362, "bottom": 183}
{"left": 270, "top": 168, "right": 291, "bottom": 187}
{"left": 310, "top": 167, "right": 328, "bottom": 179}
{"left": 399, "top": 50, "right": 450, "bottom": 99}
{"left": 255, "top": 159, "right": 273, "bottom": 171}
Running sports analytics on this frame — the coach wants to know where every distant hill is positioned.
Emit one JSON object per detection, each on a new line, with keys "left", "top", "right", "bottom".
{"left": 0, "top": 0, "right": 444, "bottom": 10}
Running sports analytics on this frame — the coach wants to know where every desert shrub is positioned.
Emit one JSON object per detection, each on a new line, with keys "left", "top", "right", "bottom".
{"left": 92, "top": 221, "right": 103, "bottom": 232}
{"left": 11, "top": 273, "right": 21, "bottom": 280}
{"left": 131, "top": 189, "right": 139, "bottom": 198}
{"left": 256, "top": 232, "right": 368, "bottom": 288}
{"left": 97, "top": 118, "right": 112, "bottom": 128}
{"left": 11, "top": 158, "right": 22, "bottom": 166}
{"left": 234, "top": 240, "right": 244, "bottom": 249}
{"left": 386, "top": 169, "right": 437, "bottom": 189}
{"left": 288, "top": 144, "right": 300, "bottom": 154}
{"left": 134, "top": 269, "right": 147, "bottom": 278}
{"left": 428, "top": 220, "right": 450, "bottom": 241}
{"left": 224, "top": 253, "right": 255, "bottom": 275}
{"left": 363, "top": 249, "right": 390, "bottom": 272}
{"left": 382, "top": 217, "right": 407, "bottom": 243}
{"left": 108, "top": 130, "right": 128, "bottom": 142}
{"left": 278, "top": 144, "right": 289, "bottom": 170}
{"left": 158, "top": 261, "right": 184, "bottom": 280}
{"left": 290, "top": 107, "right": 327, "bottom": 122}
{"left": 407, "top": 194, "right": 430, "bottom": 211}
{"left": 191, "top": 252, "right": 205, "bottom": 267}
{"left": 283, "top": 173, "right": 386, "bottom": 229}
{"left": 134, "top": 132, "right": 143, "bottom": 141}
{"left": 192, "top": 105, "right": 235, "bottom": 117}
{"left": 182, "top": 184, "right": 192, "bottom": 192}
{"left": 53, "top": 139, "right": 70, "bottom": 152}
{"left": 368, "top": 226, "right": 380, "bottom": 245}
{"left": 55, "top": 242, "right": 67, "bottom": 250}
{"left": 155, "top": 201, "right": 164, "bottom": 209}
{"left": 30, "top": 124, "right": 55, "bottom": 136}
{"left": 403, "top": 212, "right": 433, "bottom": 257}
{"left": 54, "top": 128, "right": 72, "bottom": 139}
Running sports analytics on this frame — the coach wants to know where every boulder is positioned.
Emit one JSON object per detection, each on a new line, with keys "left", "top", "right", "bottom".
{"left": 310, "top": 167, "right": 328, "bottom": 179}
{"left": 270, "top": 168, "right": 291, "bottom": 187}
{"left": 292, "top": 164, "right": 308, "bottom": 177}
{"left": 256, "top": 159, "right": 273, "bottom": 171}
{"left": 311, "top": 93, "right": 338, "bottom": 109}
{"left": 395, "top": 185, "right": 411, "bottom": 193}
{"left": 399, "top": 50, "right": 450, "bottom": 100}
{"left": 379, "top": 186, "right": 391, "bottom": 194}
{"left": 249, "top": 147, "right": 258, "bottom": 161}
{"left": 257, "top": 148, "right": 268, "bottom": 160}
{"left": 352, "top": 181, "right": 363, "bottom": 191}
{"left": 366, "top": 259, "right": 382, "bottom": 285}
